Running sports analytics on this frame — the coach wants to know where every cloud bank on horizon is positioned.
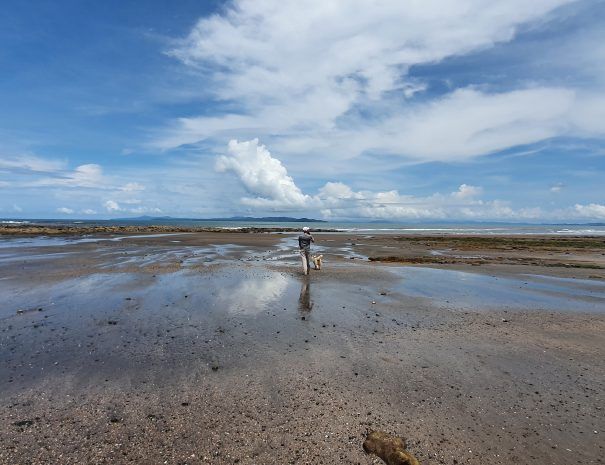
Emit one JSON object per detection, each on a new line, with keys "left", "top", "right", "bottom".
{"left": 0, "top": 0, "right": 604, "bottom": 220}
{"left": 218, "top": 138, "right": 603, "bottom": 221}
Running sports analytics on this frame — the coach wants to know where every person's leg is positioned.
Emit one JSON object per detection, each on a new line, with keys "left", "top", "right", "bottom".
{"left": 305, "top": 250, "right": 311, "bottom": 274}
{"left": 300, "top": 250, "right": 308, "bottom": 275}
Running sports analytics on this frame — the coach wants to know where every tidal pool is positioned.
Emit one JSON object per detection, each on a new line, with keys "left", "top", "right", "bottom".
{"left": 390, "top": 266, "right": 605, "bottom": 313}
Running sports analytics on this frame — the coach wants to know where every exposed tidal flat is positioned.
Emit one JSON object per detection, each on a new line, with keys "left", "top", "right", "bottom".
{"left": 0, "top": 230, "right": 604, "bottom": 464}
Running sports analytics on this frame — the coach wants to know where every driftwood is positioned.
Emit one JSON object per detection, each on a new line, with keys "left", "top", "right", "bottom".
{"left": 363, "top": 431, "right": 420, "bottom": 465}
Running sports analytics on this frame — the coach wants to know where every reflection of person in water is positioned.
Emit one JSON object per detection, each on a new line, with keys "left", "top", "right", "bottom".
{"left": 298, "top": 279, "right": 314, "bottom": 312}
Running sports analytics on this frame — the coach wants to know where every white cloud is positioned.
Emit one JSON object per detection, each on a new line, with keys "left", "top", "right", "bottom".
{"left": 56, "top": 207, "right": 74, "bottom": 214}
{"left": 264, "top": 86, "right": 585, "bottom": 164}
{"left": 550, "top": 183, "right": 565, "bottom": 192}
{"left": 104, "top": 200, "right": 121, "bottom": 212}
{"left": 120, "top": 182, "right": 145, "bottom": 192}
{"left": 317, "top": 182, "right": 362, "bottom": 204}
{"left": 128, "top": 206, "right": 162, "bottom": 214}
{"left": 0, "top": 154, "right": 65, "bottom": 173}
{"left": 451, "top": 183, "right": 483, "bottom": 200}
{"left": 154, "top": 0, "right": 599, "bottom": 163}
{"left": 569, "top": 92, "right": 605, "bottom": 136}
{"left": 70, "top": 164, "right": 104, "bottom": 187}
{"left": 573, "top": 203, "right": 605, "bottom": 219}
{"left": 315, "top": 185, "right": 503, "bottom": 220}
{"left": 376, "top": 87, "right": 576, "bottom": 160}
{"left": 0, "top": 153, "right": 116, "bottom": 192}
{"left": 170, "top": 0, "right": 570, "bottom": 102}
{"left": 30, "top": 163, "right": 106, "bottom": 189}
{"left": 0, "top": 149, "right": 236, "bottom": 218}
{"left": 216, "top": 139, "right": 605, "bottom": 221}
{"left": 403, "top": 82, "right": 428, "bottom": 99}
{"left": 12, "top": 204, "right": 22, "bottom": 212}
{"left": 103, "top": 200, "right": 161, "bottom": 215}
{"left": 216, "top": 139, "right": 310, "bottom": 208}
{"left": 217, "top": 139, "right": 512, "bottom": 219}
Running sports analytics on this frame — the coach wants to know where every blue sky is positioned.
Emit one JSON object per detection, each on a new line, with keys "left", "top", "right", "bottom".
{"left": 1, "top": 0, "right": 604, "bottom": 221}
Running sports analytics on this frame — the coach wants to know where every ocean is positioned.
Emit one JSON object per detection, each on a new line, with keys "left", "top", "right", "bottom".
{"left": 2, "top": 218, "right": 605, "bottom": 235}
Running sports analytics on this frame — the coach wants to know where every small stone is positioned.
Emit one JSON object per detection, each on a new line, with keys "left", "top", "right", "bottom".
{"left": 13, "top": 420, "right": 34, "bottom": 428}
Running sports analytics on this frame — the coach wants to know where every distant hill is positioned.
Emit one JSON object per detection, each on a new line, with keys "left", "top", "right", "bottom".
{"left": 208, "top": 216, "right": 326, "bottom": 223}
{"left": 111, "top": 215, "right": 326, "bottom": 223}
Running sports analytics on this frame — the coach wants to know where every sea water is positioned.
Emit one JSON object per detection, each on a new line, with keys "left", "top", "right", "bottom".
{"left": 2, "top": 218, "right": 605, "bottom": 235}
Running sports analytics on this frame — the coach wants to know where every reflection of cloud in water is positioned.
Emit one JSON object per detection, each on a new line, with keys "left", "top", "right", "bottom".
{"left": 217, "top": 273, "right": 289, "bottom": 314}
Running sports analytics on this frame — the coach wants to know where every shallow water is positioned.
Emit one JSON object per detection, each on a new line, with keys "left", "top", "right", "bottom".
{"left": 390, "top": 266, "right": 605, "bottom": 312}
{"left": 2, "top": 254, "right": 604, "bottom": 402}
{"left": 93, "top": 244, "right": 248, "bottom": 269}
{"left": 3, "top": 261, "right": 603, "bottom": 328}
{"left": 0, "top": 251, "right": 76, "bottom": 264}
{"left": 272, "top": 235, "right": 368, "bottom": 261}
{"left": 1, "top": 233, "right": 603, "bottom": 318}
{"left": 0, "top": 233, "right": 188, "bottom": 249}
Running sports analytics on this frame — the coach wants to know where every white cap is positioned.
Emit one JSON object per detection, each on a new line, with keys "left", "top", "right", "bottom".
{"left": 302, "top": 226, "right": 310, "bottom": 232}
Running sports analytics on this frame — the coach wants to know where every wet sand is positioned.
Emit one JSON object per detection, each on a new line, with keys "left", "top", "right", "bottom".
{"left": 1, "top": 232, "right": 604, "bottom": 464}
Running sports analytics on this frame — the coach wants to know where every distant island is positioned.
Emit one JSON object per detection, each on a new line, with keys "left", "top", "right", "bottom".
{"left": 111, "top": 215, "right": 327, "bottom": 223}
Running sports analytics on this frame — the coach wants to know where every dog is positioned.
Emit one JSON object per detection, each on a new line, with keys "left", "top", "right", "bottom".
{"left": 311, "top": 254, "right": 323, "bottom": 270}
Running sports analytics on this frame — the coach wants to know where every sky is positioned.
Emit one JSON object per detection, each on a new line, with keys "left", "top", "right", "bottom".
{"left": 1, "top": 0, "right": 604, "bottom": 222}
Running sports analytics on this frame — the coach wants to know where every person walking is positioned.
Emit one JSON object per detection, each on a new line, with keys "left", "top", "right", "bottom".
{"left": 298, "top": 226, "right": 314, "bottom": 275}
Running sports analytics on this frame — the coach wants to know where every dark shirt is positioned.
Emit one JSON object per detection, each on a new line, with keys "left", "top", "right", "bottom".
{"left": 298, "top": 234, "right": 314, "bottom": 251}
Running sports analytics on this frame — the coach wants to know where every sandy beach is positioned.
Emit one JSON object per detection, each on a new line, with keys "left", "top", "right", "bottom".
{"left": 1, "top": 230, "right": 604, "bottom": 464}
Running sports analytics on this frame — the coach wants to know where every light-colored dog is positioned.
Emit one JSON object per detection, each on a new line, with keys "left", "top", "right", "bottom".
{"left": 311, "top": 254, "right": 323, "bottom": 270}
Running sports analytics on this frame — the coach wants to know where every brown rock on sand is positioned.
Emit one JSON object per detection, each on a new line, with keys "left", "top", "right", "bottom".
{"left": 363, "top": 431, "right": 420, "bottom": 465}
